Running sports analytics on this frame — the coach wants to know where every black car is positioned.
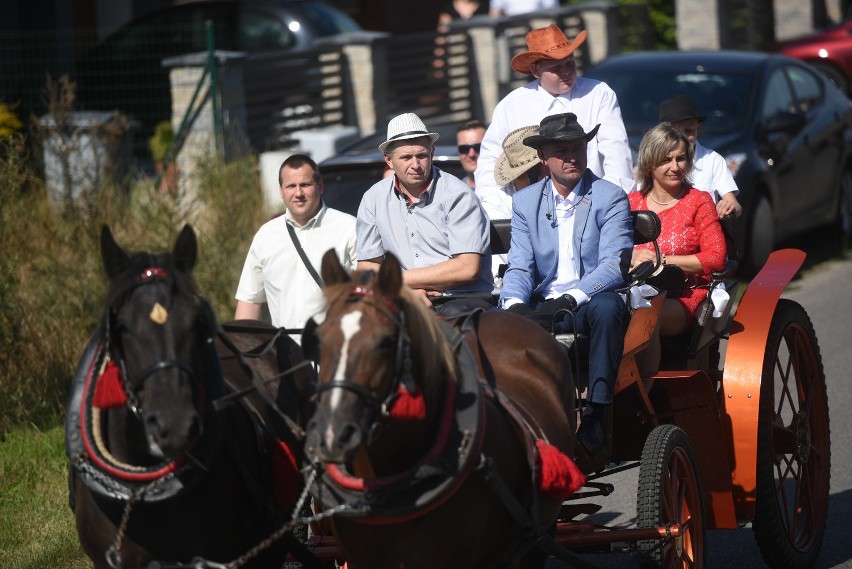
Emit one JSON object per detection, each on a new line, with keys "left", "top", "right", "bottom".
{"left": 585, "top": 50, "right": 852, "bottom": 275}
{"left": 76, "top": 0, "right": 361, "bottom": 161}
{"left": 320, "top": 122, "right": 467, "bottom": 215}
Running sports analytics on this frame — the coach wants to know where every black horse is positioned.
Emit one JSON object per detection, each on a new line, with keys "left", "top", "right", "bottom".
{"left": 66, "top": 225, "right": 323, "bottom": 568}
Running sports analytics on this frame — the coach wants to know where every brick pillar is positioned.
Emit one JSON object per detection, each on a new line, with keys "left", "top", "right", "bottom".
{"left": 677, "top": 0, "right": 721, "bottom": 49}
{"left": 324, "top": 31, "right": 389, "bottom": 135}
{"left": 163, "top": 51, "right": 248, "bottom": 215}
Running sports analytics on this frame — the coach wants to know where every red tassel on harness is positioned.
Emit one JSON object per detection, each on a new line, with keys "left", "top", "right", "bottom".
{"left": 92, "top": 360, "right": 128, "bottom": 408}
{"left": 272, "top": 439, "right": 301, "bottom": 510}
{"left": 387, "top": 383, "right": 426, "bottom": 420}
{"left": 536, "top": 439, "right": 586, "bottom": 499}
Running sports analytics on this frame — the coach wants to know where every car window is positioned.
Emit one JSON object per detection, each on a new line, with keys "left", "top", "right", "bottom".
{"left": 761, "top": 69, "right": 796, "bottom": 120}
{"left": 586, "top": 68, "right": 754, "bottom": 137}
{"left": 238, "top": 10, "right": 295, "bottom": 51}
{"left": 785, "top": 65, "right": 822, "bottom": 114}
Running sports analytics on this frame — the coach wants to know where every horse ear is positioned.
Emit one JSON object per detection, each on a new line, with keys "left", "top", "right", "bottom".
{"left": 173, "top": 224, "right": 197, "bottom": 273}
{"left": 101, "top": 225, "right": 129, "bottom": 279}
{"left": 301, "top": 317, "right": 320, "bottom": 363}
{"left": 320, "top": 249, "right": 349, "bottom": 285}
{"left": 377, "top": 253, "right": 404, "bottom": 297}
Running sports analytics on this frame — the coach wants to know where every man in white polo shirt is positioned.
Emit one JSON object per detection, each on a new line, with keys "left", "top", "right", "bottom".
{"left": 235, "top": 154, "right": 357, "bottom": 341}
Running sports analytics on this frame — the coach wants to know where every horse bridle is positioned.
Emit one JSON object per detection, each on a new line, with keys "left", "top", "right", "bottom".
{"left": 314, "top": 283, "right": 416, "bottom": 418}
{"left": 106, "top": 266, "right": 208, "bottom": 419}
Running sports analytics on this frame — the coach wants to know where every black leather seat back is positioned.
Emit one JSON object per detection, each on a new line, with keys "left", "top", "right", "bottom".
{"left": 489, "top": 218, "right": 512, "bottom": 256}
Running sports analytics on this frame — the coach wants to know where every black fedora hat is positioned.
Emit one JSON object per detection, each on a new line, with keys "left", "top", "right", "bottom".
{"left": 659, "top": 95, "right": 706, "bottom": 123}
{"left": 523, "top": 113, "right": 600, "bottom": 149}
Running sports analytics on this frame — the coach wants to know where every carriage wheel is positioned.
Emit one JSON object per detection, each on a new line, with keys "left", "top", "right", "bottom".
{"left": 636, "top": 424, "right": 705, "bottom": 568}
{"left": 753, "top": 299, "right": 831, "bottom": 569}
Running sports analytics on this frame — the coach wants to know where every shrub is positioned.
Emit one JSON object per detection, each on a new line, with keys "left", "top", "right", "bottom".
{"left": 0, "top": 134, "right": 265, "bottom": 435}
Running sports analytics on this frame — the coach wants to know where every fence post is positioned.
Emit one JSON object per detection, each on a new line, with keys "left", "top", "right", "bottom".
{"left": 322, "top": 31, "right": 390, "bottom": 135}
{"left": 162, "top": 49, "right": 247, "bottom": 209}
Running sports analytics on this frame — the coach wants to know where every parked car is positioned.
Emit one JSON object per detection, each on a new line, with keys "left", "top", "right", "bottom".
{"left": 585, "top": 50, "right": 852, "bottom": 275}
{"left": 320, "top": 122, "right": 467, "bottom": 215}
{"left": 76, "top": 0, "right": 361, "bottom": 163}
{"left": 778, "top": 19, "right": 852, "bottom": 95}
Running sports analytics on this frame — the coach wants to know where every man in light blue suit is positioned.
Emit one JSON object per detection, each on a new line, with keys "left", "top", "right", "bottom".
{"left": 499, "top": 112, "right": 633, "bottom": 454}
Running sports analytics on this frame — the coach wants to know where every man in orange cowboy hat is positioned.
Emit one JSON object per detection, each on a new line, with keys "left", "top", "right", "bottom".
{"left": 475, "top": 24, "right": 633, "bottom": 202}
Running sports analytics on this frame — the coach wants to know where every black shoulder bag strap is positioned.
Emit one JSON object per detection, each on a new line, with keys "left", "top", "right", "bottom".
{"left": 286, "top": 222, "right": 323, "bottom": 288}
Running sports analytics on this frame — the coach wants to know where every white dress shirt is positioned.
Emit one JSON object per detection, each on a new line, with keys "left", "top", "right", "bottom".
{"left": 235, "top": 206, "right": 357, "bottom": 338}
{"left": 542, "top": 186, "right": 582, "bottom": 299}
{"left": 475, "top": 77, "right": 634, "bottom": 202}
{"left": 691, "top": 140, "right": 740, "bottom": 201}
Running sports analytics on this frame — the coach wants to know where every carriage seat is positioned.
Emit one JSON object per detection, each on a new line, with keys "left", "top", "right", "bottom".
{"left": 489, "top": 218, "right": 512, "bottom": 279}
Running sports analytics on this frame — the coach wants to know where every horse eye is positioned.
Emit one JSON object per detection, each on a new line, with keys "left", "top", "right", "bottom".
{"left": 378, "top": 337, "right": 395, "bottom": 352}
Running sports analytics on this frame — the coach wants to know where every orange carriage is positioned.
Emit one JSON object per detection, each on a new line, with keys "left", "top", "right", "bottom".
{"left": 296, "top": 212, "right": 830, "bottom": 569}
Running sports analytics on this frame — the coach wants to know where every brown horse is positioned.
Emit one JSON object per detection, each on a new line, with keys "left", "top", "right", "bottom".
{"left": 302, "top": 251, "right": 580, "bottom": 568}
{"left": 67, "top": 225, "right": 325, "bottom": 568}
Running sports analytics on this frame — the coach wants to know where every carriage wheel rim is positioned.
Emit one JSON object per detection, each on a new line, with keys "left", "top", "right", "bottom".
{"left": 768, "top": 321, "right": 829, "bottom": 552}
{"left": 662, "top": 446, "right": 702, "bottom": 567}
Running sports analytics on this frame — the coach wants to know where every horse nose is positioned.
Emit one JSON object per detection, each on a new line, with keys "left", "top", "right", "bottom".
{"left": 305, "top": 417, "right": 362, "bottom": 464}
{"left": 144, "top": 410, "right": 201, "bottom": 458}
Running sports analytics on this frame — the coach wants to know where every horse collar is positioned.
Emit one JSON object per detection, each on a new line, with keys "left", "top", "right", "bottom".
{"left": 66, "top": 334, "right": 225, "bottom": 502}
{"left": 310, "top": 320, "right": 486, "bottom": 524}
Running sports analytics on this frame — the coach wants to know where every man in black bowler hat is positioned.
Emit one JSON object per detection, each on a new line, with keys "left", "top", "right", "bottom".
{"left": 499, "top": 112, "right": 633, "bottom": 456}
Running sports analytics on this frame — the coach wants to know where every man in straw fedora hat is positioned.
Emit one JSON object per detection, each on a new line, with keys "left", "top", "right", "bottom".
{"left": 475, "top": 24, "right": 633, "bottom": 203}
{"left": 499, "top": 112, "right": 632, "bottom": 455}
{"left": 494, "top": 124, "right": 545, "bottom": 194}
{"left": 357, "top": 112, "right": 493, "bottom": 314}
{"left": 488, "top": 124, "right": 547, "bottom": 284}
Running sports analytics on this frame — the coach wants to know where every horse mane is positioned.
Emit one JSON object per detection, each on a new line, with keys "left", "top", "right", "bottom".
{"left": 397, "top": 287, "right": 457, "bottom": 385}
{"left": 322, "top": 273, "right": 457, "bottom": 398}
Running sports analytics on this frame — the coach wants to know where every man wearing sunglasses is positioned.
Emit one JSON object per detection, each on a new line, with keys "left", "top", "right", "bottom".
{"left": 456, "top": 119, "right": 485, "bottom": 190}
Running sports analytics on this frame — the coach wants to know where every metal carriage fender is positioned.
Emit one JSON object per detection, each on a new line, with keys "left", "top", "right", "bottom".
{"left": 721, "top": 248, "right": 806, "bottom": 518}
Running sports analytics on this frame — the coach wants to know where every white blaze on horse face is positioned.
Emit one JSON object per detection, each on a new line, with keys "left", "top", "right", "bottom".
{"left": 325, "top": 310, "right": 362, "bottom": 449}
{"left": 330, "top": 310, "right": 362, "bottom": 407}
{"left": 149, "top": 302, "right": 169, "bottom": 325}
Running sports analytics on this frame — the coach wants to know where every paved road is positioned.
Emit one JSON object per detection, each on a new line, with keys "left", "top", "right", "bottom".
{"left": 549, "top": 252, "right": 852, "bottom": 568}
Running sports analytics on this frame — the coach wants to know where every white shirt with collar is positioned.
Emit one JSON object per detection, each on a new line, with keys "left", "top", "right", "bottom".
{"left": 475, "top": 76, "right": 634, "bottom": 202}
{"left": 691, "top": 140, "right": 739, "bottom": 201}
{"left": 235, "top": 205, "right": 357, "bottom": 335}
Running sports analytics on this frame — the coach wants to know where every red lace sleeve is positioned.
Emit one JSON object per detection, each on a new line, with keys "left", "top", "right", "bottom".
{"left": 692, "top": 191, "right": 726, "bottom": 275}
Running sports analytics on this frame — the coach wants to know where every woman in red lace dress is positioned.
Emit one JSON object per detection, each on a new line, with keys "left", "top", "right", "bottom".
{"left": 629, "top": 122, "right": 726, "bottom": 373}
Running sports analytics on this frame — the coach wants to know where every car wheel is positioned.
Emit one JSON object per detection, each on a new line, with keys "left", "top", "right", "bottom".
{"left": 742, "top": 195, "right": 774, "bottom": 277}
{"left": 810, "top": 61, "right": 849, "bottom": 95}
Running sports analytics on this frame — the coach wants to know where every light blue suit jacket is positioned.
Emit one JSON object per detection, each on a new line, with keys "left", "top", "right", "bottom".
{"left": 500, "top": 170, "right": 633, "bottom": 306}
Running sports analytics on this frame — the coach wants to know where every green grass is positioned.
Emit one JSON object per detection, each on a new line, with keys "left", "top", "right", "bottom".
{"left": 0, "top": 426, "right": 89, "bottom": 568}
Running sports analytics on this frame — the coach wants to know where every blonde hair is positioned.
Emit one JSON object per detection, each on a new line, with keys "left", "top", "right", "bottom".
{"left": 635, "top": 122, "right": 694, "bottom": 196}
